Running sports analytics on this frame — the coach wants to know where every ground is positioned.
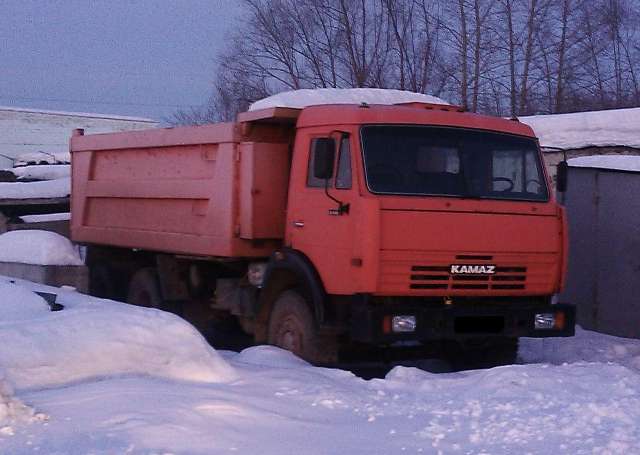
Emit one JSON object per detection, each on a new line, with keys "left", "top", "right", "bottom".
{"left": 1, "top": 277, "right": 639, "bottom": 455}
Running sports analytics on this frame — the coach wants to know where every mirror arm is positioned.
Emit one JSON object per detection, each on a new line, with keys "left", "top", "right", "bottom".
{"left": 324, "top": 179, "right": 350, "bottom": 215}
{"left": 318, "top": 130, "right": 351, "bottom": 215}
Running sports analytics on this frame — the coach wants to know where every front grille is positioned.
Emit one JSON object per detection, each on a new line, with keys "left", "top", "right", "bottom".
{"left": 409, "top": 264, "right": 527, "bottom": 291}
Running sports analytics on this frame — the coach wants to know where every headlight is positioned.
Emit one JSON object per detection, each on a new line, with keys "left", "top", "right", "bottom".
{"left": 535, "top": 313, "right": 555, "bottom": 329}
{"left": 534, "top": 312, "right": 565, "bottom": 330}
{"left": 392, "top": 315, "right": 417, "bottom": 333}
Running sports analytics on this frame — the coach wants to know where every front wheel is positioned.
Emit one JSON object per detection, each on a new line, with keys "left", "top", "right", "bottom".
{"left": 267, "top": 290, "right": 320, "bottom": 362}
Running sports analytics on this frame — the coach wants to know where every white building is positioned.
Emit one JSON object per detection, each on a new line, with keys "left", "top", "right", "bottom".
{"left": 0, "top": 106, "right": 158, "bottom": 168}
{"left": 520, "top": 107, "right": 640, "bottom": 183}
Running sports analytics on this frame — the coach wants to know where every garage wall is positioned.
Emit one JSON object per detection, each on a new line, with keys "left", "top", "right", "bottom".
{"left": 561, "top": 167, "right": 640, "bottom": 338}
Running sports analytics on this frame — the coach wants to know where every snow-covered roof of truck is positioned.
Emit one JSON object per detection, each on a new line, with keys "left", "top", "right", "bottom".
{"left": 249, "top": 88, "right": 449, "bottom": 111}
{"left": 520, "top": 107, "right": 640, "bottom": 151}
{"left": 568, "top": 155, "right": 640, "bottom": 173}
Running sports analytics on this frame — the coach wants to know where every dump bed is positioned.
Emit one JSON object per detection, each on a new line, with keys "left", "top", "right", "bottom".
{"left": 70, "top": 122, "right": 291, "bottom": 258}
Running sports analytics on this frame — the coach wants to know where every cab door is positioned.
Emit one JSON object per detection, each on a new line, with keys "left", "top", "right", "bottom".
{"left": 286, "top": 130, "right": 358, "bottom": 294}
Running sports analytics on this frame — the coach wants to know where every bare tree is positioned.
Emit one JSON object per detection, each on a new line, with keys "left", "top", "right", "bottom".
{"left": 171, "top": 0, "right": 640, "bottom": 124}
{"left": 457, "top": 0, "right": 470, "bottom": 109}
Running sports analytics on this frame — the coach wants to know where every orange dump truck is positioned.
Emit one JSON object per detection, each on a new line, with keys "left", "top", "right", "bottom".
{"left": 70, "top": 98, "right": 575, "bottom": 364}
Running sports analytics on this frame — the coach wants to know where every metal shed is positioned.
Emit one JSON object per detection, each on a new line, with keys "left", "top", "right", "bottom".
{"left": 560, "top": 155, "right": 640, "bottom": 338}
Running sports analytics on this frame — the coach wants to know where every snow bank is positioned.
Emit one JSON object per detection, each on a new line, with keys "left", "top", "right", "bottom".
{"left": 375, "top": 361, "right": 640, "bottom": 453}
{"left": 0, "top": 176, "right": 70, "bottom": 199}
{"left": 8, "top": 164, "right": 70, "bottom": 181}
{"left": 249, "top": 88, "right": 448, "bottom": 111}
{"left": 0, "top": 280, "right": 236, "bottom": 391}
{"left": 567, "top": 155, "right": 640, "bottom": 173}
{"left": 520, "top": 107, "right": 640, "bottom": 150}
{"left": 521, "top": 326, "right": 640, "bottom": 372}
{"left": 0, "top": 230, "right": 82, "bottom": 266}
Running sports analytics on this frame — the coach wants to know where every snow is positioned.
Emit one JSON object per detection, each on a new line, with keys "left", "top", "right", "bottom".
{"left": 0, "top": 231, "right": 82, "bottom": 266}
{"left": 0, "top": 376, "right": 46, "bottom": 437}
{"left": 0, "top": 281, "right": 236, "bottom": 391}
{"left": 0, "top": 176, "right": 70, "bottom": 199}
{"left": 520, "top": 326, "right": 640, "bottom": 371}
{"left": 2, "top": 277, "right": 640, "bottom": 453}
{"left": 234, "top": 345, "right": 311, "bottom": 369}
{"left": 0, "top": 278, "right": 235, "bottom": 442}
{"left": 520, "top": 107, "right": 640, "bottom": 151}
{"left": 8, "top": 164, "right": 70, "bottom": 181}
{"left": 18, "top": 212, "right": 70, "bottom": 223}
{"left": 249, "top": 88, "right": 449, "bottom": 111}
{"left": 0, "top": 283, "right": 51, "bottom": 323}
{"left": 13, "top": 152, "right": 70, "bottom": 167}
{"left": 567, "top": 155, "right": 640, "bottom": 173}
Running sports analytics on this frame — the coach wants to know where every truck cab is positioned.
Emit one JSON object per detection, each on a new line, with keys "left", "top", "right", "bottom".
{"left": 238, "top": 102, "right": 574, "bottom": 364}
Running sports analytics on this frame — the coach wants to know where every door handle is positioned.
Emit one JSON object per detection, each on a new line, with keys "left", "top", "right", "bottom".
{"left": 293, "top": 221, "right": 305, "bottom": 228}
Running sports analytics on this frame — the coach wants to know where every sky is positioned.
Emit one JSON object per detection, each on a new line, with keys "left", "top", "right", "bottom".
{"left": 0, "top": 0, "right": 242, "bottom": 121}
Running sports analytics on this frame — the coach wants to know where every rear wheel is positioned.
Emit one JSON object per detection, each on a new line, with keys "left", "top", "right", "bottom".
{"left": 127, "top": 268, "right": 163, "bottom": 309}
{"left": 267, "top": 290, "right": 320, "bottom": 362}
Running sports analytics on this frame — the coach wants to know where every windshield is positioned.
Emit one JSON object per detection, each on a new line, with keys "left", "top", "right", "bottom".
{"left": 361, "top": 125, "right": 548, "bottom": 201}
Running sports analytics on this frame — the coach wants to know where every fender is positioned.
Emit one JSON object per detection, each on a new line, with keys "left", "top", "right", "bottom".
{"left": 255, "top": 248, "right": 327, "bottom": 341}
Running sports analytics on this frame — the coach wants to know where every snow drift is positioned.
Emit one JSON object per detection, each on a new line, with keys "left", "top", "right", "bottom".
{"left": 0, "top": 230, "right": 82, "bottom": 266}
{"left": 0, "top": 280, "right": 236, "bottom": 391}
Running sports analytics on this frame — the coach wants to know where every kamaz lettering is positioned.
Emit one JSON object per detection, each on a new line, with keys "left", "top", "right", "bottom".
{"left": 450, "top": 264, "right": 497, "bottom": 275}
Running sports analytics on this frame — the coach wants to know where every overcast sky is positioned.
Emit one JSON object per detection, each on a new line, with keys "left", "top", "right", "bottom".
{"left": 1, "top": 0, "right": 242, "bottom": 121}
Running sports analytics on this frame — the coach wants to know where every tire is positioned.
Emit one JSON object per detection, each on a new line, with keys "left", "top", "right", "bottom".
{"left": 127, "top": 268, "right": 164, "bottom": 309}
{"left": 267, "top": 290, "right": 320, "bottom": 362}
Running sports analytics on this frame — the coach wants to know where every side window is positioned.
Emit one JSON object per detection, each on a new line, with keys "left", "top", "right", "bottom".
{"left": 307, "top": 138, "right": 335, "bottom": 188}
{"left": 335, "top": 137, "right": 352, "bottom": 189}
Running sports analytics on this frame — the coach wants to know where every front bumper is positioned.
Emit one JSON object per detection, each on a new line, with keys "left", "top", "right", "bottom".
{"left": 350, "top": 298, "right": 576, "bottom": 344}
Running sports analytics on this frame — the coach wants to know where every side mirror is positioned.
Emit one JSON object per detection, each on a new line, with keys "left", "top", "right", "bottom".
{"left": 556, "top": 160, "right": 568, "bottom": 193}
{"left": 313, "top": 138, "right": 336, "bottom": 180}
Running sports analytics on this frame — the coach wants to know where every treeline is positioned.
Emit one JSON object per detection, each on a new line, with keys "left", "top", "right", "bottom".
{"left": 173, "top": 0, "right": 640, "bottom": 124}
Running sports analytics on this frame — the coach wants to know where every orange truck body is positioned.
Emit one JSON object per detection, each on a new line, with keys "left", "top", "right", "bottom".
{"left": 71, "top": 121, "right": 288, "bottom": 258}
{"left": 71, "top": 101, "right": 575, "bottom": 362}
